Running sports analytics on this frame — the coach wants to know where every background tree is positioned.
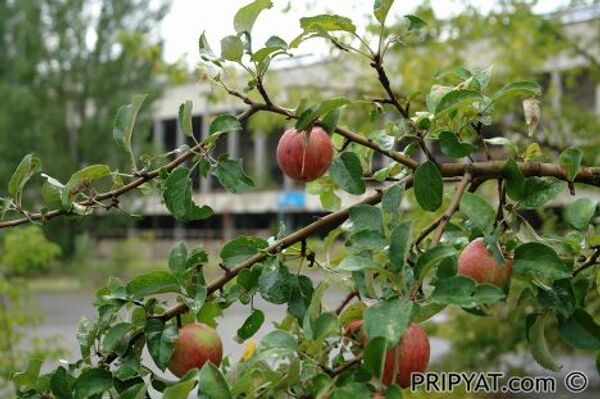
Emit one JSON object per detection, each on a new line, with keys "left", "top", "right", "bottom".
{"left": 0, "top": 0, "right": 180, "bottom": 253}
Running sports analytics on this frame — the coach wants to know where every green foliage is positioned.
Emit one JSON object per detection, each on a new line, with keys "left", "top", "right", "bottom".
{"left": 0, "top": 277, "right": 65, "bottom": 394}
{"left": 1, "top": 226, "right": 61, "bottom": 277}
{"left": 414, "top": 161, "right": 443, "bottom": 211}
{"left": 0, "top": 0, "right": 172, "bottom": 254}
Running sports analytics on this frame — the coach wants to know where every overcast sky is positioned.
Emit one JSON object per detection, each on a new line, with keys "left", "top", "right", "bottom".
{"left": 160, "top": 0, "right": 572, "bottom": 65}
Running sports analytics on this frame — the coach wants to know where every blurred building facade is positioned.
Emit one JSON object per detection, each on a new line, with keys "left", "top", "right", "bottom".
{"left": 123, "top": 5, "right": 600, "bottom": 247}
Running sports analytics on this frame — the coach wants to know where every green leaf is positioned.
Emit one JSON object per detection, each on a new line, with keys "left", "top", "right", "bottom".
{"left": 126, "top": 271, "right": 180, "bottom": 299}
{"left": 337, "top": 255, "right": 377, "bottom": 272}
{"left": 178, "top": 101, "right": 193, "bottom": 137}
{"left": 320, "top": 187, "right": 341, "bottom": 210}
{"left": 434, "top": 89, "right": 481, "bottom": 115}
{"left": 199, "top": 31, "right": 215, "bottom": 56}
{"left": 41, "top": 175, "right": 64, "bottom": 209}
{"left": 526, "top": 313, "right": 562, "bottom": 372}
{"left": 119, "top": 383, "right": 147, "bottom": 399}
{"left": 385, "top": 385, "right": 404, "bottom": 399}
{"left": 374, "top": 0, "right": 394, "bottom": 23}
{"left": 113, "top": 94, "right": 147, "bottom": 157}
{"left": 318, "top": 97, "right": 350, "bottom": 116}
{"left": 597, "top": 268, "right": 600, "bottom": 298}
{"left": 513, "top": 242, "right": 570, "bottom": 280}
{"left": 439, "top": 131, "right": 476, "bottom": 158}
{"left": 265, "top": 35, "right": 287, "bottom": 49}
{"left": 303, "top": 282, "right": 329, "bottom": 340}
{"left": 364, "top": 336, "right": 387, "bottom": 379}
{"left": 169, "top": 242, "right": 189, "bottom": 275}
{"left": 414, "top": 161, "right": 443, "bottom": 212}
{"left": 404, "top": 14, "right": 426, "bottom": 30}
{"left": 321, "top": 109, "right": 341, "bottom": 133}
{"left": 415, "top": 245, "right": 456, "bottom": 279}
{"left": 329, "top": 152, "right": 366, "bottom": 195}
{"left": 237, "top": 309, "right": 265, "bottom": 341}
{"left": 460, "top": 192, "right": 495, "bottom": 233}
{"left": 145, "top": 319, "right": 178, "bottom": 371}
{"left": 209, "top": 114, "right": 242, "bottom": 136}
{"left": 565, "top": 198, "right": 597, "bottom": 230}
{"left": 287, "top": 275, "right": 314, "bottom": 320}
{"left": 50, "top": 367, "right": 73, "bottom": 399}
{"left": 101, "top": 322, "right": 133, "bottom": 356}
{"left": 12, "top": 357, "right": 42, "bottom": 387}
{"left": 295, "top": 106, "right": 319, "bottom": 131}
{"left": 331, "top": 383, "right": 372, "bottom": 399}
{"left": 251, "top": 46, "right": 281, "bottom": 63}
{"left": 258, "top": 262, "right": 292, "bottom": 304}
{"left": 221, "top": 35, "right": 244, "bottom": 62}
{"left": 474, "top": 66, "right": 494, "bottom": 91}
{"left": 558, "top": 308, "right": 600, "bottom": 350}
{"left": 349, "top": 204, "right": 383, "bottom": 233}
{"left": 503, "top": 159, "right": 525, "bottom": 201}
{"left": 426, "top": 85, "right": 453, "bottom": 113}
{"left": 221, "top": 236, "right": 268, "bottom": 268}
{"left": 259, "top": 330, "right": 298, "bottom": 352}
{"left": 559, "top": 147, "right": 582, "bottom": 181}
{"left": 492, "top": 80, "right": 541, "bottom": 101}
{"left": 300, "top": 14, "right": 356, "bottom": 33}
{"left": 382, "top": 184, "right": 403, "bottom": 217}
{"left": 211, "top": 155, "right": 255, "bottom": 193}
{"left": 8, "top": 154, "right": 42, "bottom": 200}
{"left": 364, "top": 298, "right": 413, "bottom": 345}
{"left": 389, "top": 221, "right": 412, "bottom": 272}
{"left": 521, "top": 177, "right": 564, "bottom": 209}
{"left": 197, "top": 363, "right": 232, "bottom": 399}
{"left": 339, "top": 301, "right": 367, "bottom": 326}
{"left": 432, "top": 277, "right": 506, "bottom": 306}
{"left": 234, "top": 0, "right": 273, "bottom": 34}
{"left": 62, "top": 165, "right": 111, "bottom": 208}
{"left": 536, "top": 279, "right": 575, "bottom": 318}
{"left": 163, "top": 168, "right": 213, "bottom": 222}
{"left": 163, "top": 378, "right": 197, "bottom": 399}
{"left": 411, "top": 303, "right": 446, "bottom": 323}
{"left": 73, "top": 368, "right": 113, "bottom": 399}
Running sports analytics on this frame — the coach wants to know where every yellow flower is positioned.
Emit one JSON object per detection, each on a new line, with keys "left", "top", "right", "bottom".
{"left": 241, "top": 339, "right": 257, "bottom": 361}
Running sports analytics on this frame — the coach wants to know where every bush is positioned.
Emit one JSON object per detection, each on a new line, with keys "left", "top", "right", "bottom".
{"left": 1, "top": 226, "right": 61, "bottom": 277}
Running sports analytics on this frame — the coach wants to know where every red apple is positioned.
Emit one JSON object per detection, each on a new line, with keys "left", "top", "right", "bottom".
{"left": 167, "top": 323, "right": 223, "bottom": 378}
{"left": 276, "top": 126, "right": 333, "bottom": 182}
{"left": 457, "top": 238, "right": 512, "bottom": 286}
{"left": 382, "top": 323, "right": 430, "bottom": 389}
{"left": 344, "top": 319, "right": 368, "bottom": 346}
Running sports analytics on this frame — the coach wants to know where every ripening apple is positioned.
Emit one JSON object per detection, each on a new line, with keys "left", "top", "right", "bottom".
{"left": 167, "top": 323, "right": 223, "bottom": 378}
{"left": 457, "top": 237, "right": 512, "bottom": 286}
{"left": 344, "top": 319, "right": 368, "bottom": 346}
{"left": 276, "top": 126, "right": 333, "bottom": 182}
{"left": 382, "top": 323, "right": 430, "bottom": 389}
{"left": 343, "top": 320, "right": 430, "bottom": 389}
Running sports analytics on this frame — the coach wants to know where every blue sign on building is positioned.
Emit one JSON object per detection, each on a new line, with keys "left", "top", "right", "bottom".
{"left": 277, "top": 191, "right": 306, "bottom": 210}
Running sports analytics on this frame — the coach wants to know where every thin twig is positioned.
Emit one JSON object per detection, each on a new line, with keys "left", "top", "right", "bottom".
{"left": 573, "top": 248, "right": 600, "bottom": 276}
{"left": 495, "top": 179, "right": 507, "bottom": 230}
{"left": 474, "top": 122, "right": 491, "bottom": 161}
{"left": 370, "top": 54, "right": 409, "bottom": 119}
{"left": 431, "top": 172, "right": 472, "bottom": 245}
{"left": 327, "top": 353, "right": 364, "bottom": 376}
{"left": 0, "top": 106, "right": 262, "bottom": 229}
{"left": 335, "top": 291, "right": 358, "bottom": 315}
